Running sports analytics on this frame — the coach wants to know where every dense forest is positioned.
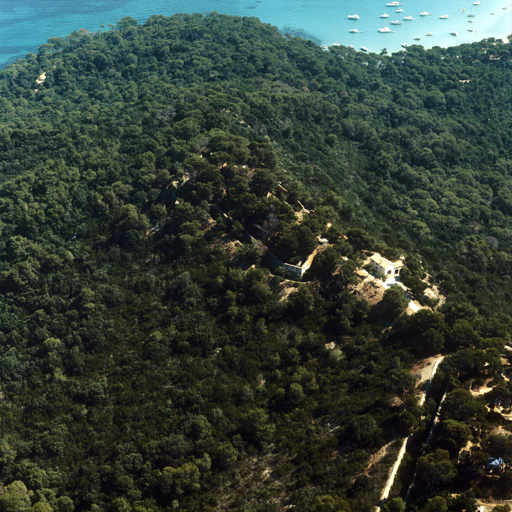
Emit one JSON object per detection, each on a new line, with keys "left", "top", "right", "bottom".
{"left": 0, "top": 11, "right": 510, "bottom": 511}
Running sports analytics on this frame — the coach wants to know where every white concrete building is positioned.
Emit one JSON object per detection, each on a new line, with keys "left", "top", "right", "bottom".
{"left": 370, "top": 253, "right": 404, "bottom": 277}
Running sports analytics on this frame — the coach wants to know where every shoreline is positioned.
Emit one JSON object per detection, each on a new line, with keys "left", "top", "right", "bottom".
{"left": 320, "top": 2, "right": 512, "bottom": 54}
{"left": 0, "top": 0, "right": 511, "bottom": 68}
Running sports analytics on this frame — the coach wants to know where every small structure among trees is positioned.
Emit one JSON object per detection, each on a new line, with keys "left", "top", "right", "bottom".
{"left": 370, "top": 253, "right": 404, "bottom": 277}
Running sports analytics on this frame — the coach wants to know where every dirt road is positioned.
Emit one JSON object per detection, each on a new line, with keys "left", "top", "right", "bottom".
{"left": 375, "top": 354, "right": 445, "bottom": 510}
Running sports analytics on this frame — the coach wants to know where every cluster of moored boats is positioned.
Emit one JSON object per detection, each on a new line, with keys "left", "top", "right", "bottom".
{"left": 347, "top": 0, "right": 496, "bottom": 51}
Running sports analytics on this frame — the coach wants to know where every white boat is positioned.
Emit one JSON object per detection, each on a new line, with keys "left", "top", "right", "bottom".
{"left": 450, "top": 31, "right": 458, "bottom": 36}
{"left": 468, "top": 28, "right": 474, "bottom": 32}
{"left": 469, "top": 19, "right": 474, "bottom": 22}
{"left": 402, "top": 42, "right": 410, "bottom": 47}
{"left": 404, "top": 15, "right": 414, "bottom": 20}
{"left": 349, "top": 29, "right": 359, "bottom": 33}
{"left": 473, "top": 1, "right": 481, "bottom": 4}
{"left": 348, "top": 14, "right": 360, "bottom": 19}
{"left": 391, "top": 19, "right": 402, "bottom": 24}
{"left": 348, "top": 45, "right": 354, "bottom": 48}
{"left": 420, "top": 12, "right": 430, "bottom": 16}
{"left": 414, "top": 36, "right": 421, "bottom": 40}
{"left": 467, "top": 13, "right": 476, "bottom": 17}
{"left": 397, "top": 8, "right": 404, "bottom": 12}
{"left": 386, "top": 1, "right": 400, "bottom": 5}
{"left": 426, "top": 32, "right": 433, "bottom": 36}
{"left": 440, "top": 14, "right": 449, "bottom": 19}
{"left": 381, "top": 13, "right": 390, "bottom": 18}
{"left": 378, "top": 27, "right": 393, "bottom": 32}
{"left": 360, "top": 46, "right": 369, "bottom": 51}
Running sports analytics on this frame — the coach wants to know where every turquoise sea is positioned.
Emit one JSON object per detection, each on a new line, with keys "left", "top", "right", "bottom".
{"left": 0, "top": 0, "right": 511, "bottom": 68}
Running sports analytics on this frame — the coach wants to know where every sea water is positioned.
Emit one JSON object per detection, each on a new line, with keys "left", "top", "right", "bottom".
{"left": 0, "top": 0, "right": 511, "bottom": 69}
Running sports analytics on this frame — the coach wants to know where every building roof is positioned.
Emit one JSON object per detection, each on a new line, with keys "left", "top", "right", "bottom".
{"left": 370, "top": 253, "right": 393, "bottom": 268}
{"left": 370, "top": 253, "right": 405, "bottom": 270}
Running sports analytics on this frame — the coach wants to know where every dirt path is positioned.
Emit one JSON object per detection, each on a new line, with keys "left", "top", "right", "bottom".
{"left": 411, "top": 354, "right": 444, "bottom": 406}
{"left": 377, "top": 438, "right": 408, "bottom": 506}
{"left": 419, "top": 355, "right": 445, "bottom": 406}
{"left": 375, "top": 354, "right": 445, "bottom": 510}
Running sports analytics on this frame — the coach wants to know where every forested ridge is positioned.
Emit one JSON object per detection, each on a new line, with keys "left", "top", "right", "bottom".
{"left": 0, "top": 11, "right": 510, "bottom": 512}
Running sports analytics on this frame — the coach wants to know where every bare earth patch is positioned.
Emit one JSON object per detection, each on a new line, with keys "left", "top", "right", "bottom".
{"left": 476, "top": 499, "right": 512, "bottom": 512}
{"left": 363, "top": 442, "right": 393, "bottom": 476}
{"left": 411, "top": 354, "right": 444, "bottom": 386}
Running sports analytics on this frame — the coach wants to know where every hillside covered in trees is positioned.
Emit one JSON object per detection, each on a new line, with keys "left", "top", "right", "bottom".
{"left": 0, "top": 11, "right": 511, "bottom": 512}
